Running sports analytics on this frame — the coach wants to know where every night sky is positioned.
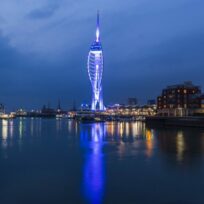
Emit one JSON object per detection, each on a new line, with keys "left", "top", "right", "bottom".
{"left": 0, "top": 0, "right": 204, "bottom": 110}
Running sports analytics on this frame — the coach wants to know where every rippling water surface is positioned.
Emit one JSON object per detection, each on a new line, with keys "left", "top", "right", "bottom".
{"left": 1, "top": 118, "right": 204, "bottom": 204}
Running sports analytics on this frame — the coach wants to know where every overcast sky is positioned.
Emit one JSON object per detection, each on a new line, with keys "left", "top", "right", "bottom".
{"left": 0, "top": 0, "right": 204, "bottom": 110}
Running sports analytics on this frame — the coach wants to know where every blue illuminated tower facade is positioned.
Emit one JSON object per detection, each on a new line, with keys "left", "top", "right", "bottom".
{"left": 87, "top": 12, "right": 104, "bottom": 111}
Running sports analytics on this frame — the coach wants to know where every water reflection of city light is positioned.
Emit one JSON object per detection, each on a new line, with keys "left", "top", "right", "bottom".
{"left": 176, "top": 131, "right": 185, "bottom": 162}
{"left": 1, "top": 120, "right": 14, "bottom": 150}
{"left": 106, "top": 122, "right": 114, "bottom": 137}
{"left": 81, "top": 123, "right": 105, "bottom": 204}
{"left": 36, "top": 118, "right": 42, "bottom": 136}
{"left": 1, "top": 120, "right": 9, "bottom": 152}
{"left": 145, "top": 129, "right": 154, "bottom": 158}
{"left": 19, "top": 118, "right": 24, "bottom": 138}
{"left": 125, "top": 122, "right": 129, "bottom": 136}
{"left": 2, "top": 120, "right": 8, "bottom": 140}
{"left": 30, "top": 118, "right": 34, "bottom": 136}
{"left": 75, "top": 122, "right": 78, "bottom": 134}
{"left": 9, "top": 120, "right": 14, "bottom": 138}
{"left": 102, "top": 121, "right": 147, "bottom": 140}
{"left": 132, "top": 122, "right": 144, "bottom": 137}
{"left": 67, "top": 120, "right": 79, "bottom": 135}
{"left": 56, "top": 119, "right": 62, "bottom": 132}
{"left": 68, "top": 120, "right": 72, "bottom": 132}
{"left": 119, "top": 122, "right": 124, "bottom": 137}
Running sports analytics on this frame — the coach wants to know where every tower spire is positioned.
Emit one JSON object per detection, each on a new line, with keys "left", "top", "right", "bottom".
{"left": 96, "top": 10, "right": 100, "bottom": 42}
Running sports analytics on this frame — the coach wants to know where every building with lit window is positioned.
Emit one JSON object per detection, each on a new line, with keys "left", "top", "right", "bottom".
{"left": 87, "top": 12, "right": 104, "bottom": 111}
{"left": 157, "top": 81, "right": 202, "bottom": 116}
{"left": 105, "top": 104, "right": 156, "bottom": 118}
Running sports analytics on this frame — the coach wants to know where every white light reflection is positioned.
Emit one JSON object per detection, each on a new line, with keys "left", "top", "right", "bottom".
{"left": 132, "top": 122, "right": 144, "bottom": 137}
{"left": 9, "top": 120, "right": 14, "bottom": 138}
{"left": 119, "top": 122, "right": 124, "bottom": 137}
{"left": 125, "top": 122, "right": 129, "bottom": 136}
{"left": 2, "top": 120, "right": 8, "bottom": 140}
{"left": 30, "top": 118, "right": 34, "bottom": 136}
{"left": 19, "top": 119, "right": 23, "bottom": 138}
{"left": 1, "top": 120, "right": 9, "bottom": 153}
{"left": 68, "top": 120, "right": 72, "bottom": 133}
{"left": 176, "top": 131, "right": 185, "bottom": 162}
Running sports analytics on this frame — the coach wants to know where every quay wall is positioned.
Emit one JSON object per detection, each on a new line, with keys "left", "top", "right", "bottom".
{"left": 145, "top": 116, "right": 204, "bottom": 128}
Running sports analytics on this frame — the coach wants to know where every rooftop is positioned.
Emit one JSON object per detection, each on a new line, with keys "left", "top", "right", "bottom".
{"left": 166, "top": 81, "right": 200, "bottom": 89}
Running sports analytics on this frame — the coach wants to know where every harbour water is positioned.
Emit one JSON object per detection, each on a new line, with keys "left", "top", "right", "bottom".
{"left": 0, "top": 118, "right": 204, "bottom": 204}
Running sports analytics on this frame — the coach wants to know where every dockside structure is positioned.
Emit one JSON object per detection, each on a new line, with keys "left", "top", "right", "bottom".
{"left": 157, "top": 81, "right": 204, "bottom": 116}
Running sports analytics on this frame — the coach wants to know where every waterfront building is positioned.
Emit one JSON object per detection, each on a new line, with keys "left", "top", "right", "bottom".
{"left": 87, "top": 11, "right": 104, "bottom": 111}
{"left": 15, "top": 109, "right": 27, "bottom": 117}
{"left": 106, "top": 104, "right": 156, "bottom": 117}
{"left": 157, "top": 81, "right": 202, "bottom": 116}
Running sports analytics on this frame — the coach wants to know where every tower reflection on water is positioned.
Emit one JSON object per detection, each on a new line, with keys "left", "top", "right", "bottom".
{"left": 80, "top": 122, "right": 154, "bottom": 204}
{"left": 80, "top": 123, "right": 105, "bottom": 204}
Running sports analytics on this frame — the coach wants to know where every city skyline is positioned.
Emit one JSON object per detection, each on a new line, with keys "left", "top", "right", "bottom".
{"left": 0, "top": 0, "right": 204, "bottom": 110}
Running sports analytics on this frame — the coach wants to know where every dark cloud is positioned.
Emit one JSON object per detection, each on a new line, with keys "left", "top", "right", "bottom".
{"left": 27, "top": 4, "right": 60, "bottom": 20}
